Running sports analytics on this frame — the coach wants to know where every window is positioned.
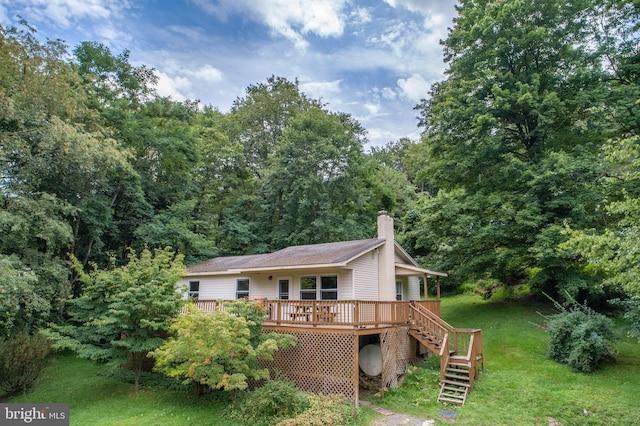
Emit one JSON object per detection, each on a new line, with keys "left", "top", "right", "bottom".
{"left": 236, "top": 278, "right": 250, "bottom": 299}
{"left": 300, "top": 276, "right": 317, "bottom": 300}
{"left": 278, "top": 279, "right": 289, "bottom": 300}
{"left": 396, "top": 280, "right": 403, "bottom": 301}
{"left": 300, "top": 275, "right": 338, "bottom": 300}
{"left": 320, "top": 276, "right": 338, "bottom": 300}
{"left": 188, "top": 281, "right": 200, "bottom": 299}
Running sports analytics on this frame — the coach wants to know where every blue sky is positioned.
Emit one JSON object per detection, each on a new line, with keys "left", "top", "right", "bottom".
{"left": 0, "top": 0, "right": 459, "bottom": 148}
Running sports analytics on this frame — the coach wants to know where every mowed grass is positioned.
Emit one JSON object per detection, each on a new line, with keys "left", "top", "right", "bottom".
{"left": 366, "top": 294, "right": 640, "bottom": 425}
{"left": 4, "top": 353, "right": 239, "bottom": 426}
{"left": 4, "top": 294, "right": 639, "bottom": 425}
{"left": 3, "top": 353, "right": 376, "bottom": 426}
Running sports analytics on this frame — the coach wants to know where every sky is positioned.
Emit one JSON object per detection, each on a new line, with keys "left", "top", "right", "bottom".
{"left": 0, "top": 0, "right": 459, "bottom": 149}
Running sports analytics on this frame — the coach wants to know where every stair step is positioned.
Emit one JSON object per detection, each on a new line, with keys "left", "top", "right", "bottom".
{"left": 438, "top": 396, "right": 465, "bottom": 405}
{"left": 446, "top": 369, "right": 469, "bottom": 375}
{"left": 445, "top": 372, "right": 470, "bottom": 381}
{"left": 441, "top": 379, "right": 470, "bottom": 388}
{"left": 442, "top": 386, "right": 467, "bottom": 393}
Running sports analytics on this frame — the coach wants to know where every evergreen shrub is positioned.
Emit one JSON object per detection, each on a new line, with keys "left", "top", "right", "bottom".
{"left": 0, "top": 331, "right": 52, "bottom": 396}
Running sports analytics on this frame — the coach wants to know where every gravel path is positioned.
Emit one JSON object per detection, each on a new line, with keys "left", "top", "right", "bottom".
{"left": 360, "top": 401, "right": 437, "bottom": 426}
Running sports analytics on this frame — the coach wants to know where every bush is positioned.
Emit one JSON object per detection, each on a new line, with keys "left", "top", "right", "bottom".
{"left": 236, "top": 379, "right": 309, "bottom": 425}
{"left": 0, "top": 331, "right": 52, "bottom": 396}
{"left": 277, "top": 393, "right": 353, "bottom": 426}
{"left": 545, "top": 297, "right": 618, "bottom": 372}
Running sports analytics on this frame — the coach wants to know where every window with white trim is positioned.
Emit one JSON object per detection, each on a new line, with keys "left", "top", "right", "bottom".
{"left": 321, "top": 276, "right": 338, "bottom": 300}
{"left": 300, "top": 276, "right": 317, "bottom": 300}
{"left": 300, "top": 275, "right": 338, "bottom": 300}
{"left": 188, "top": 281, "right": 200, "bottom": 299}
{"left": 236, "top": 278, "right": 250, "bottom": 299}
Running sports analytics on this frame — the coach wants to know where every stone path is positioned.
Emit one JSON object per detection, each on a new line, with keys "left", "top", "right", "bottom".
{"left": 360, "top": 400, "right": 437, "bottom": 426}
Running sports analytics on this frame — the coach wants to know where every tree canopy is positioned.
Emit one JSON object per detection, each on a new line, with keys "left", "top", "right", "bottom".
{"left": 1, "top": 0, "right": 639, "bottom": 345}
{"left": 409, "top": 0, "right": 639, "bottom": 301}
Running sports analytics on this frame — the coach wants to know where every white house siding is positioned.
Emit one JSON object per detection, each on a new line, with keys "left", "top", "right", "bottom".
{"left": 180, "top": 276, "right": 236, "bottom": 300}
{"left": 338, "top": 269, "right": 353, "bottom": 300}
{"left": 349, "top": 249, "right": 379, "bottom": 300}
{"left": 407, "top": 276, "right": 420, "bottom": 300}
{"left": 246, "top": 274, "right": 277, "bottom": 299}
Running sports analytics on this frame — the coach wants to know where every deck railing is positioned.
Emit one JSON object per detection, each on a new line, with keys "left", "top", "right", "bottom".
{"left": 188, "top": 299, "right": 442, "bottom": 327}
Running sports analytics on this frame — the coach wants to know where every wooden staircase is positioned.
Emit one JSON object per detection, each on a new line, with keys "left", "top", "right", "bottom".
{"left": 409, "top": 302, "right": 483, "bottom": 406}
{"left": 438, "top": 356, "right": 471, "bottom": 405}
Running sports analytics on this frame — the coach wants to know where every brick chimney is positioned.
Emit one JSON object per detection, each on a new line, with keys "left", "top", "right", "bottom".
{"left": 377, "top": 211, "right": 396, "bottom": 301}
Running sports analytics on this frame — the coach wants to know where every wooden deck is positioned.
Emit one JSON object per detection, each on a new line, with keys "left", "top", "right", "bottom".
{"left": 189, "top": 299, "right": 442, "bottom": 328}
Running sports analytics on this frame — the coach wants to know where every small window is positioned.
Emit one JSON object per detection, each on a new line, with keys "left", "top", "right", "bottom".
{"left": 236, "top": 278, "right": 250, "bottom": 299}
{"left": 320, "top": 276, "right": 338, "bottom": 300}
{"left": 396, "top": 280, "right": 403, "bottom": 301}
{"left": 188, "top": 281, "right": 200, "bottom": 299}
{"left": 278, "top": 279, "right": 289, "bottom": 300}
{"left": 300, "top": 276, "right": 317, "bottom": 300}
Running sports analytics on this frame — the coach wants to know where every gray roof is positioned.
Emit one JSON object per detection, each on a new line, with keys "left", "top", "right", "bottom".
{"left": 188, "top": 238, "right": 384, "bottom": 275}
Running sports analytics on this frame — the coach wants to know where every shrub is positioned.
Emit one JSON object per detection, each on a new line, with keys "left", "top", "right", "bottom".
{"left": 0, "top": 331, "right": 52, "bottom": 396}
{"left": 277, "top": 393, "right": 353, "bottom": 426}
{"left": 545, "top": 297, "right": 618, "bottom": 372}
{"left": 236, "top": 379, "right": 309, "bottom": 425}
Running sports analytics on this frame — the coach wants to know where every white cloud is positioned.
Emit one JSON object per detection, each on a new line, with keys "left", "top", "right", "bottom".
{"left": 397, "top": 74, "right": 430, "bottom": 102}
{"left": 192, "top": 0, "right": 348, "bottom": 50}
{"left": 5, "top": 0, "right": 130, "bottom": 28}
{"left": 300, "top": 79, "right": 342, "bottom": 99}
{"left": 187, "top": 64, "right": 224, "bottom": 83}
{"left": 155, "top": 63, "right": 224, "bottom": 102}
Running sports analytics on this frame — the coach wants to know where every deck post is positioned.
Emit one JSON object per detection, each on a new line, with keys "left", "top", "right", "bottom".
{"left": 423, "top": 273, "right": 428, "bottom": 300}
{"left": 353, "top": 331, "right": 359, "bottom": 407}
{"left": 436, "top": 276, "right": 441, "bottom": 300}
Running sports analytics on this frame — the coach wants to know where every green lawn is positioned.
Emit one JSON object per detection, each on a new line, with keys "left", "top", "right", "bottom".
{"left": 4, "top": 294, "right": 640, "bottom": 425}
{"left": 4, "top": 353, "right": 240, "bottom": 426}
{"left": 367, "top": 294, "right": 640, "bottom": 425}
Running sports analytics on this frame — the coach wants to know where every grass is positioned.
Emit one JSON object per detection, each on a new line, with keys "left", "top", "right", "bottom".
{"left": 4, "top": 294, "right": 639, "bottom": 425}
{"left": 364, "top": 294, "right": 640, "bottom": 425}
{"left": 3, "top": 352, "right": 376, "bottom": 425}
{"left": 3, "top": 353, "right": 240, "bottom": 426}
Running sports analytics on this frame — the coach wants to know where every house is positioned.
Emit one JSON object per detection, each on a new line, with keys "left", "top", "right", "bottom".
{"left": 181, "top": 211, "right": 483, "bottom": 406}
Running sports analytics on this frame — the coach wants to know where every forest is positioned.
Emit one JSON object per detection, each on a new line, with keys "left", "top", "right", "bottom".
{"left": 1, "top": 0, "right": 639, "bottom": 344}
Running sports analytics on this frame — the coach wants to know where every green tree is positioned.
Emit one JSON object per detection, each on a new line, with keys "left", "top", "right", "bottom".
{"left": 229, "top": 75, "right": 321, "bottom": 177}
{"left": 412, "top": 0, "right": 617, "bottom": 296}
{"left": 563, "top": 136, "right": 640, "bottom": 337}
{"left": 151, "top": 302, "right": 296, "bottom": 400}
{"left": 73, "top": 41, "right": 157, "bottom": 111}
{"left": 259, "top": 107, "right": 374, "bottom": 248}
{"left": 45, "top": 247, "right": 186, "bottom": 391}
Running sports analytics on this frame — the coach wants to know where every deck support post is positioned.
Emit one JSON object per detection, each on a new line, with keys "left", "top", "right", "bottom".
{"left": 353, "top": 331, "right": 359, "bottom": 407}
{"left": 436, "top": 276, "right": 441, "bottom": 300}
{"left": 423, "top": 273, "right": 428, "bottom": 300}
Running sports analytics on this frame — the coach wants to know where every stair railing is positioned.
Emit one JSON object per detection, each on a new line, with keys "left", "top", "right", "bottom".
{"left": 439, "top": 332, "right": 450, "bottom": 383}
{"left": 409, "top": 302, "right": 456, "bottom": 353}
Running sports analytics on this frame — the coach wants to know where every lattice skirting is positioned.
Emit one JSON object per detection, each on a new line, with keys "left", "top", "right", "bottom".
{"left": 380, "top": 326, "right": 416, "bottom": 389}
{"left": 260, "top": 326, "right": 419, "bottom": 402}
{"left": 260, "top": 329, "right": 358, "bottom": 400}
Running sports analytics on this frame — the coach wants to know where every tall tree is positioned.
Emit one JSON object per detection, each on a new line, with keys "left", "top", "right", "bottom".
{"left": 0, "top": 22, "right": 137, "bottom": 320}
{"left": 413, "top": 0, "right": 613, "bottom": 296}
{"left": 260, "top": 107, "right": 374, "bottom": 248}
{"left": 229, "top": 75, "right": 321, "bottom": 178}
